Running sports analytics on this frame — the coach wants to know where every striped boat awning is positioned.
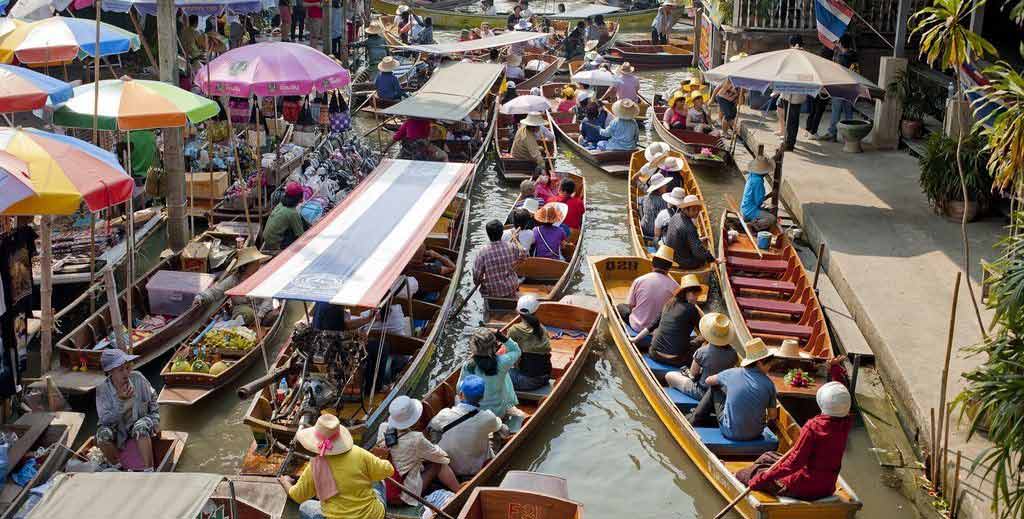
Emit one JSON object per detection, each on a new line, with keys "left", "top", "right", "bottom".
{"left": 398, "top": 31, "right": 549, "bottom": 55}
{"left": 228, "top": 159, "right": 474, "bottom": 307}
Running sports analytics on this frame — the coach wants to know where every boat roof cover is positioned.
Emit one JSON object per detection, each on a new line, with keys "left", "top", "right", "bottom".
{"left": 25, "top": 472, "right": 224, "bottom": 519}
{"left": 382, "top": 62, "right": 502, "bottom": 122}
{"left": 399, "top": 31, "right": 549, "bottom": 55}
{"left": 548, "top": 4, "right": 621, "bottom": 19}
{"left": 228, "top": 159, "right": 474, "bottom": 307}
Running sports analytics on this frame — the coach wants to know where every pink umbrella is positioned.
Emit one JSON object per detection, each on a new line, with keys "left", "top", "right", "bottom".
{"left": 193, "top": 42, "right": 351, "bottom": 97}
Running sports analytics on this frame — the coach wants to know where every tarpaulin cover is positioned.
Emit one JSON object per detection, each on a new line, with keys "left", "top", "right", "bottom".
{"left": 25, "top": 472, "right": 223, "bottom": 519}
{"left": 398, "top": 31, "right": 549, "bottom": 55}
{"left": 102, "top": 0, "right": 266, "bottom": 15}
{"left": 382, "top": 62, "right": 502, "bottom": 122}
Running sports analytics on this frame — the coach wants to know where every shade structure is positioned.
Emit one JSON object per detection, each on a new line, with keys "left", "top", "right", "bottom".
{"left": 0, "top": 127, "right": 133, "bottom": 215}
{"left": 49, "top": 78, "right": 220, "bottom": 130}
{"left": 571, "top": 69, "right": 623, "bottom": 86}
{"left": 0, "top": 64, "right": 72, "bottom": 111}
{"left": 500, "top": 95, "right": 551, "bottom": 115}
{"left": 0, "top": 152, "right": 37, "bottom": 213}
{"left": 0, "top": 16, "right": 141, "bottom": 65}
{"left": 102, "top": 0, "right": 271, "bottom": 16}
{"left": 194, "top": 42, "right": 350, "bottom": 97}
{"left": 382, "top": 62, "right": 503, "bottom": 122}
{"left": 228, "top": 159, "right": 475, "bottom": 307}
{"left": 702, "top": 48, "right": 878, "bottom": 101}
{"left": 25, "top": 473, "right": 225, "bottom": 519}
{"left": 399, "top": 31, "right": 549, "bottom": 55}
{"left": 547, "top": 4, "right": 621, "bottom": 18}
{"left": 8, "top": 0, "right": 74, "bottom": 21}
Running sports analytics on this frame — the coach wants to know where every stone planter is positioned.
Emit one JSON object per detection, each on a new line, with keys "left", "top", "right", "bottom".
{"left": 901, "top": 119, "right": 924, "bottom": 140}
{"left": 837, "top": 119, "right": 873, "bottom": 152}
{"left": 941, "top": 199, "right": 980, "bottom": 223}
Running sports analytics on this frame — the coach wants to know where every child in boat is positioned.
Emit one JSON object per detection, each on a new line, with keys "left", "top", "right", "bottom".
{"left": 508, "top": 295, "right": 552, "bottom": 391}
{"left": 460, "top": 327, "right": 522, "bottom": 417}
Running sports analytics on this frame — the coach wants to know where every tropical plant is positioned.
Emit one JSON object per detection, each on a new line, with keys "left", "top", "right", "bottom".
{"left": 971, "top": 63, "right": 1024, "bottom": 197}
{"left": 919, "top": 131, "right": 992, "bottom": 207}
{"left": 889, "top": 69, "right": 929, "bottom": 122}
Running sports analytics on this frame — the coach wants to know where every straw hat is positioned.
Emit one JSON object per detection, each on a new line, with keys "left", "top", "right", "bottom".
{"left": 396, "top": 4, "right": 410, "bottom": 13}
{"left": 681, "top": 78, "right": 702, "bottom": 92}
{"left": 506, "top": 53, "right": 522, "bottom": 66}
{"left": 646, "top": 172, "right": 673, "bottom": 194}
{"left": 659, "top": 156, "right": 684, "bottom": 172}
{"left": 747, "top": 154, "right": 775, "bottom": 175}
{"left": 295, "top": 414, "right": 354, "bottom": 455}
{"left": 661, "top": 187, "right": 687, "bottom": 207}
{"left": 378, "top": 56, "right": 400, "bottom": 72}
{"left": 521, "top": 197, "right": 540, "bottom": 213}
{"left": 741, "top": 338, "right": 775, "bottom": 367}
{"left": 387, "top": 395, "right": 423, "bottom": 430}
{"left": 514, "top": 20, "right": 532, "bottom": 31}
{"left": 817, "top": 381, "right": 852, "bottom": 418}
{"left": 699, "top": 312, "right": 733, "bottom": 346}
{"left": 644, "top": 142, "right": 670, "bottom": 162}
{"left": 619, "top": 62, "right": 635, "bottom": 74}
{"left": 561, "top": 85, "right": 576, "bottom": 99}
{"left": 611, "top": 99, "right": 640, "bottom": 120}
{"left": 650, "top": 243, "right": 677, "bottom": 266}
{"left": 584, "top": 40, "right": 599, "bottom": 52}
{"left": 520, "top": 112, "right": 546, "bottom": 127}
{"left": 777, "top": 339, "right": 803, "bottom": 358}
{"left": 534, "top": 202, "right": 568, "bottom": 225}
{"left": 668, "top": 90, "right": 687, "bottom": 109}
{"left": 231, "top": 247, "right": 271, "bottom": 271}
{"left": 678, "top": 194, "right": 703, "bottom": 210}
{"left": 364, "top": 23, "right": 383, "bottom": 35}
{"left": 678, "top": 273, "right": 704, "bottom": 292}
{"left": 688, "top": 90, "right": 709, "bottom": 103}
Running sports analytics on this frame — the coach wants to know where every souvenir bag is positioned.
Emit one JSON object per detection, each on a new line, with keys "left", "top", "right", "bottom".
{"left": 282, "top": 98, "right": 302, "bottom": 123}
{"left": 228, "top": 98, "right": 250, "bottom": 124}
{"left": 318, "top": 94, "right": 331, "bottom": 126}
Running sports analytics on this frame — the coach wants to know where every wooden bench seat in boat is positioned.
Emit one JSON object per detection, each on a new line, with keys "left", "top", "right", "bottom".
{"left": 665, "top": 387, "right": 700, "bottom": 411}
{"left": 736, "top": 297, "right": 807, "bottom": 318}
{"left": 727, "top": 256, "right": 789, "bottom": 273}
{"left": 731, "top": 276, "right": 797, "bottom": 295}
{"left": 747, "top": 320, "right": 813, "bottom": 340}
{"left": 516, "top": 381, "right": 554, "bottom": 401}
{"left": 695, "top": 426, "right": 779, "bottom": 457}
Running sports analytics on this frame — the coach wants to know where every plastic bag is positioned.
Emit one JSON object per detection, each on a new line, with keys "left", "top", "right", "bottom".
{"left": 12, "top": 458, "right": 37, "bottom": 486}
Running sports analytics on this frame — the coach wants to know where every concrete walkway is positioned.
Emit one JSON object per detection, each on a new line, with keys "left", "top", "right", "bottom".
{"left": 736, "top": 106, "right": 999, "bottom": 518}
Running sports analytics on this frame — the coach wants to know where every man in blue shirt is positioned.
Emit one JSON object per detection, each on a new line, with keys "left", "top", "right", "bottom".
{"left": 688, "top": 338, "right": 779, "bottom": 441}
{"left": 740, "top": 153, "right": 776, "bottom": 232}
{"left": 374, "top": 56, "right": 406, "bottom": 102}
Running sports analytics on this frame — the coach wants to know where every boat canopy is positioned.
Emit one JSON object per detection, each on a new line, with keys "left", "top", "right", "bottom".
{"left": 547, "top": 4, "right": 621, "bottom": 19}
{"left": 228, "top": 159, "right": 474, "bottom": 307}
{"left": 398, "top": 31, "right": 549, "bottom": 55}
{"left": 382, "top": 62, "right": 502, "bottom": 122}
{"left": 25, "top": 472, "right": 224, "bottom": 519}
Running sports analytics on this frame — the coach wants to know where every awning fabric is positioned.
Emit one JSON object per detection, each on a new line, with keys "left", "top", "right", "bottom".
{"left": 382, "top": 62, "right": 502, "bottom": 122}
{"left": 398, "top": 31, "right": 549, "bottom": 55}
{"left": 228, "top": 159, "right": 474, "bottom": 307}
{"left": 26, "top": 472, "right": 224, "bottom": 519}
{"left": 547, "top": 4, "right": 621, "bottom": 18}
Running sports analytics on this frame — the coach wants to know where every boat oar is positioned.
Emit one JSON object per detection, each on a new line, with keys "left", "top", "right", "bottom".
{"left": 723, "top": 193, "right": 763, "bottom": 259}
{"left": 713, "top": 450, "right": 788, "bottom": 519}
{"left": 448, "top": 280, "right": 482, "bottom": 318}
{"left": 362, "top": 116, "right": 397, "bottom": 138}
{"left": 385, "top": 477, "right": 457, "bottom": 519}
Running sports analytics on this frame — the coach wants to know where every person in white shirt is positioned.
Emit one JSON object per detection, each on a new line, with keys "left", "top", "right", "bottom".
{"left": 481, "top": 0, "right": 496, "bottom": 15}
{"left": 427, "top": 375, "right": 506, "bottom": 477}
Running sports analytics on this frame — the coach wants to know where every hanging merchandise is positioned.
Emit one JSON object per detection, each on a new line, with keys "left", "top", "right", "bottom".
{"left": 288, "top": 132, "right": 380, "bottom": 226}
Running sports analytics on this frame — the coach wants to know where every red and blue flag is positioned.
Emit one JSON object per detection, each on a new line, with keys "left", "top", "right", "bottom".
{"left": 815, "top": 0, "right": 855, "bottom": 48}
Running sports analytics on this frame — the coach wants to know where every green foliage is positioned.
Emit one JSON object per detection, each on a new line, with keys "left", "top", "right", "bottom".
{"left": 918, "top": 131, "right": 992, "bottom": 206}
{"left": 889, "top": 69, "right": 930, "bottom": 121}
{"left": 972, "top": 61, "right": 1024, "bottom": 195}
{"left": 910, "top": 0, "right": 996, "bottom": 70}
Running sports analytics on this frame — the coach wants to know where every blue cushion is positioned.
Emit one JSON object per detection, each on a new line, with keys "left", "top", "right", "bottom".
{"left": 625, "top": 323, "right": 652, "bottom": 348}
{"left": 665, "top": 387, "right": 700, "bottom": 411}
{"left": 694, "top": 426, "right": 779, "bottom": 457}
{"left": 642, "top": 355, "right": 677, "bottom": 379}
{"left": 418, "top": 291, "right": 440, "bottom": 303}
{"left": 646, "top": 245, "right": 657, "bottom": 253}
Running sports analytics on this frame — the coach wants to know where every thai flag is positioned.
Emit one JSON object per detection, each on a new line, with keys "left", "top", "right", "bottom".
{"left": 815, "top": 0, "right": 855, "bottom": 48}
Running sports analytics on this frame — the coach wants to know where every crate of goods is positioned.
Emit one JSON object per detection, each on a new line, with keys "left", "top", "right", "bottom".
{"left": 181, "top": 241, "right": 212, "bottom": 273}
{"left": 146, "top": 270, "right": 217, "bottom": 316}
{"left": 185, "top": 171, "right": 229, "bottom": 200}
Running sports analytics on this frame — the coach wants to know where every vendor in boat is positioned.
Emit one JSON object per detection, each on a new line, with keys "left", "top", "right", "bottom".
{"left": 503, "top": 201, "right": 538, "bottom": 254}
{"left": 734, "top": 379, "right": 853, "bottom": 501}
{"left": 661, "top": 190, "right": 716, "bottom": 269}
{"left": 474, "top": 219, "right": 527, "bottom": 299}
{"left": 686, "top": 90, "right": 716, "bottom": 134}
{"left": 389, "top": 117, "right": 449, "bottom": 162}
{"left": 547, "top": 178, "right": 584, "bottom": 231}
{"left": 374, "top": 56, "right": 406, "bottom": 103}
{"left": 665, "top": 313, "right": 739, "bottom": 399}
{"left": 688, "top": 338, "right": 779, "bottom": 441}
{"left": 96, "top": 349, "right": 160, "bottom": 471}
{"left": 395, "top": 5, "right": 422, "bottom": 44}
{"left": 408, "top": 243, "right": 456, "bottom": 276}
{"left": 638, "top": 173, "right": 672, "bottom": 239}
{"left": 460, "top": 327, "right": 522, "bottom": 417}
{"left": 194, "top": 247, "right": 273, "bottom": 325}
{"left": 741, "top": 153, "right": 777, "bottom": 232}
{"left": 617, "top": 244, "right": 677, "bottom": 335}
{"left": 377, "top": 396, "right": 461, "bottom": 506}
{"left": 280, "top": 414, "right": 393, "bottom": 519}
{"left": 594, "top": 99, "right": 640, "bottom": 151}
{"left": 532, "top": 202, "right": 568, "bottom": 260}
{"left": 349, "top": 23, "right": 389, "bottom": 80}
{"left": 428, "top": 375, "right": 505, "bottom": 478}
{"left": 510, "top": 112, "right": 549, "bottom": 174}
{"left": 409, "top": 16, "right": 435, "bottom": 44}
{"left": 262, "top": 182, "right": 308, "bottom": 254}
{"left": 650, "top": 0, "right": 680, "bottom": 45}
{"left": 508, "top": 295, "right": 552, "bottom": 391}
{"left": 662, "top": 90, "right": 689, "bottom": 130}
{"left": 602, "top": 62, "right": 640, "bottom": 103}
{"left": 629, "top": 274, "right": 706, "bottom": 367}
{"left": 505, "top": 53, "right": 526, "bottom": 82}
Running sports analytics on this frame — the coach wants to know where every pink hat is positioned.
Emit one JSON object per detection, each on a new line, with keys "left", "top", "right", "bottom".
{"left": 285, "top": 181, "right": 303, "bottom": 197}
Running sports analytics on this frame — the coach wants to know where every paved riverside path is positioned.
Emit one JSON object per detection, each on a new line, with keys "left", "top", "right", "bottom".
{"left": 735, "top": 106, "right": 999, "bottom": 517}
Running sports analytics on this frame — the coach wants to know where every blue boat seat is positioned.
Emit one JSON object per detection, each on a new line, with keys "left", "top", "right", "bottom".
{"left": 516, "top": 381, "right": 554, "bottom": 401}
{"left": 625, "top": 323, "right": 652, "bottom": 348}
{"left": 665, "top": 387, "right": 700, "bottom": 412}
{"left": 642, "top": 354, "right": 677, "bottom": 379}
{"left": 694, "top": 426, "right": 779, "bottom": 457}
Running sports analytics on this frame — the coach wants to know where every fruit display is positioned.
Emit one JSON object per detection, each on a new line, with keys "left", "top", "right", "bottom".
{"left": 209, "top": 361, "right": 228, "bottom": 376}
{"left": 201, "top": 327, "right": 257, "bottom": 352}
{"left": 784, "top": 368, "right": 812, "bottom": 388}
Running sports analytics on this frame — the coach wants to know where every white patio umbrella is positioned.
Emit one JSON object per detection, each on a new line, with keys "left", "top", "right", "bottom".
{"left": 703, "top": 48, "right": 878, "bottom": 101}
{"left": 500, "top": 95, "right": 551, "bottom": 115}
{"left": 571, "top": 68, "right": 622, "bottom": 87}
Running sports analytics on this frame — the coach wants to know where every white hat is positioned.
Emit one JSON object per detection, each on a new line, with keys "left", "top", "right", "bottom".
{"left": 661, "top": 187, "right": 686, "bottom": 207}
{"left": 396, "top": 4, "right": 410, "bottom": 13}
{"left": 521, "top": 197, "right": 540, "bottom": 213}
{"left": 646, "top": 172, "right": 672, "bottom": 194}
{"left": 378, "top": 56, "right": 400, "bottom": 72}
{"left": 611, "top": 99, "right": 639, "bottom": 120}
{"left": 677, "top": 194, "right": 703, "bottom": 209}
{"left": 521, "top": 112, "right": 546, "bottom": 127}
{"left": 506, "top": 81, "right": 517, "bottom": 89}
{"left": 584, "top": 40, "right": 598, "bottom": 52}
{"left": 514, "top": 20, "right": 532, "bottom": 30}
{"left": 817, "top": 381, "right": 852, "bottom": 417}
{"left": 777, "top": 338, "right": 803, "bottom": 358}
{"left": 644, "top": 142, "right": 670, "bottom": 161}
{"left": 387, "top": 395, "right": 423, "bottom": 430}
{"left": 741, "top": 338, "right": 775, "bottom": 367}
{"left": 101, "top": 349, "right": 139, "bottom": 372}
{"left": 295, "top": 414, "right": 354, "bottom": 455}
{"left": 659, "top": 156, "right": 684, "bottom": 172}
{"left": 364, "top": 23, "right": 384, "bottom": 35}
{"left": 698, "top": 312, "right": 733, "bottom": 346}
{"left": 584, "top": 51, "right": 598, "bottom": 61}
{"left": 517, "top": 294, "right": 540, "bottom": 315}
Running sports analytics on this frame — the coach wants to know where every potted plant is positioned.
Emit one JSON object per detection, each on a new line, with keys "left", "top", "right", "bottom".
{"left": 890, "top": 69, "right": 928, "bottom": 139}
{"left": 918, "top": 131, "right": 992, "bottom": 221}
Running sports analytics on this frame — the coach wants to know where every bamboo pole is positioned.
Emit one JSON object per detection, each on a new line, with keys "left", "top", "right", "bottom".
{"left": 102, "top": 269, "right": 127, "bottom": 351}
{"left": 39, "top": 217, "right": 53, "bottom": 373}
{"left": 930, "top": 407, "right": 937, "bottom": 484}
{"left": 125, "top": 130, "right": 136, "bottom": 351}
{"left": 224, "top": 104, "right": 257, "bottom": 240}
{"left": 935, "top": 272, "right": 961, "bottom": 485}
{"left": 941, "top": 406, "right": 951, "bottom": 494}
{"left": 951, "top": 451, "right": 962, "bottom": 517}
{"left": 128, "top": 9, "right": 160, "bottom": 75}
{"left": 812, "top": 242, "right": 825, "bottom": 291}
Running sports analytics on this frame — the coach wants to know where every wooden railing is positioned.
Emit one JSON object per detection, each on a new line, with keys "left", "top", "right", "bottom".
{"left": 721, "top": 0, "right": 929, "bottom": 33}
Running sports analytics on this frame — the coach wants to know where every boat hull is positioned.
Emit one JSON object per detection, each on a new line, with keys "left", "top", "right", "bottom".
{"left": 371, "top": 0, "right": 658, "bottom": 29}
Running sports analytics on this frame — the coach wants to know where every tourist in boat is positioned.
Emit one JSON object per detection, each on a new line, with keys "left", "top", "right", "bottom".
{"left": 503, "top": 201, "right": 538, "bottom": 254}
{"left": 350, "top": 24, "right": 389, "bottom": 80}
{"left": 374, "top": 57, "right": 406, "bottom": 102}
{"left": 577, "top": 101, "right": 606, "bottom": 148}
{"left": 509, "top": 295, "right": 552, "bottom": 391}
{"left": 511, "top": 112, "right": 549, "bottom": 174}
{"left": 409, "top": 16, "right": 435, "bottom": 44}
{"left": 661, "top": 189, "right": 716, "bottom": 269}
{"left": 280, "top": 414, "right": 393, "bottom": 519}
{"left": 562, "top": 21, "right": 586, "bottom": 60}
{"left": 688, "top": 338, "right": 779, "bottom": 441}
{"left": 734, "top": 380, "right": 853, "bottom": 500}
{"left": 532, "top": 203, "right": 568, "bottom": 260}
{"left": 396, "top": 5, "right": 421, "bottom": 44}
{"left": 514, "top": 179, "right": 540, "bottom": 209}
{"left": 662, "top": 91, "right": 688, "bottom": 129}
{"left": 647, "top": 153, "right": 686, "bottom": 194}
{"left": 685, "top": 91, "right": 716, "bottom": 134}
{"left": 262, "top": 182, "right": 307, "bottom": 253}
{"left": 630, "top": 274, "right": 706, "bottom": 367}
{"left": 639, "top": 172, "right": 672, "bottom": 239}
{"left": 651, "top": 0, "right": 679, "bottom": 44}
{"left": 96, "top": 349, "right": 160, "bottom": 471}
{"left": 427, "top": 375, "right": 505, "bottom": 478}
{"left": 591, "top": 15, "right": 611, "bottom": 47}
{"left": 740, "top": 153, "right": 777, "bottom": 232}
{"left": 665, "top": 313, "right": 739, "bottom": 399}
{"left": 500, "top": 81, "right": 519, "bottom": 104}
{"left": 389, "top": 117, "right": 448, "bottom": 162}
{"left": 474, "top": 219, "right": 527, "bottom": 299}
{"left": 193, "top": 246, "right": 273, "bottom": 324}
{"left": 505, "top": 53, "right": 526, "bottom": 82}
{"left": 460, "top": 327, "right": 522, "bottom": 417}
{"left": 534, "top": 171, "right": 561, "bottom": 201}
{"left": 595, "top": 99, "right": 640, "bottom": 151}
{"left": 377, "top": 396, "right": 461, "bottom": 506}
{"left": 604, "top": 62, "right": 640, "bottom": 103}
{"left": 408, "top": 243, "right": 456, "bottom": 276}
{"left": 547, "top": 178, "right": 584, "bottom": 231}
{"left": 557, "top": 85, "right": 577, "bottom": 113}
{"left": 617, "top": 244, "right": 677, "bottom": 335}
{"left": 478, "top": 21, "right": 496, "bottom": 38}
{"left": 506, "top": 4, "right": 523, "bottom": 30}
{"left": 481, "top": 0, "right": 497, "bottom": 16}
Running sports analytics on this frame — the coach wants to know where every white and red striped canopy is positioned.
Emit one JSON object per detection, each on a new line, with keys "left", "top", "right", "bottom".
{"left": 228, "top": 159, "right": 473, "bottom": 307}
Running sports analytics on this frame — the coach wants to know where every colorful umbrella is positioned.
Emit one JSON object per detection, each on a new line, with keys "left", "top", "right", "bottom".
{"left": 0, "top": 127, "right": 133, "bottom": 215}
{"left": 0, "top": 16, "right": 141, "bottom": 65}
{"left": 194, "top": 42, "right": 351, "bottom": 97}
{"left": 102, "top": 0, "right": 268, "bottom": 16}
{"left": 48, "top": 77, "right": 220, "bottom": 131}
{"left": 500, "top": 95, "right": 552, "bottom": 115}
{"left": 0, "top": 64, "right": 72, "bottom": 111}
{"left": 0, "top": 152, "right": 37, "bottom": 213}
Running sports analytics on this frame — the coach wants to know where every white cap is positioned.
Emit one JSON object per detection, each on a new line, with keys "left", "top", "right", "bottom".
{"left": 816, "top": 381, "right": 851, "bottom": 417}
{"left": 516, "top": 294, "right": 540, "bottom": 315}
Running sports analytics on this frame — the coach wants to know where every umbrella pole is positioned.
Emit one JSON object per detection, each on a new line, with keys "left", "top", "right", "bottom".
{"left": 125, "top": 130, "right": 135, "bottom": 351}
{"left": 93, "top": 2, "right": 101, "bottom": 144}
{"left": 89, "top": 212, "right": 96, "bottom": 313}
{"left": 254, "top": 99, "right": 263, "bottom": 225}
{"left": 225, "top": 110, "right": 256, "bottom": 240}
{"left": 39, "top": 216, "right": 53, "bottom": 374}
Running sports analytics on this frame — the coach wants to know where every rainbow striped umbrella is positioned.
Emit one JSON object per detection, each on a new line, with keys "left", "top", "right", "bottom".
{"left": 0, "top": 64, "right": 72, "bottom": 111}
{"left": 0, "top": 16, "right": 140, "bottom": 65}
{"left": 49, "top": 77, "right": 220, "bottom": 131}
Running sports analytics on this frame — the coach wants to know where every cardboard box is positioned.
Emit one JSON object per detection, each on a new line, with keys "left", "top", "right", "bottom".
{"left": 146, "top": 270, "right": 216, "bottom": 316}
{"left": 185, "top": 171, "right": 229, "bottom": 200}
{"left": 181, "top": 241, "right": 212, "bottom": 273}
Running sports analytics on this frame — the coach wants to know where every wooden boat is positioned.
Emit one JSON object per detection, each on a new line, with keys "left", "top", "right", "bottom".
{"left": 606, "top": 44, "right": 693, "bottom": 68}
{"left": 542, "top": 80, "right": 636, "bottom": 176}
{"left": 157, "top": 303, "right": 288, "bottom": 407}
{"left": 718, "top": 209, "right": 837, "bottom": 404}
{"left": 371, "top": 0, "right": 658, "bottom": 30}
{"left": 516, "top": 53, "right": 566, "bottom": 92}
{"left": 616, "top": 36, "right": 691, "bottom": 48}
{"left": 382, "top": 301, "right": 600, "bottom": 516}
{"left": 457, "top": 487, "right": 583, "bottom": 519}
{"left": 75, "top": 430, "right": 188, "bottom": 472}
{"left": 588, "top": 256, "right": 862, "bottom": 519}
{"left": 0, "top": 412, "right": 83, "bottom": 519}
{"left": 492, "top": 108, "right": 558, "bottom": 184}
{"left": 652, "top": 103, "right": 732, "bottom": 167}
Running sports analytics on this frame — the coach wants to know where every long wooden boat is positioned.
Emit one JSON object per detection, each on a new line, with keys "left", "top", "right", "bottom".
{"left": 0, "top": 412, "right": 83, "bottom": 519}
{"left": 371, "top": 0, "right": 658, "bottom": 29}
{"left": 457, "top": 486, "right": 583, "bottom": 519}
{"left": 718, "top": 209, "right": 836, "bottom": 404}
{"left": 157, "top": 302, "right": 288, "bottom": 407}
{"left": 651, "top": 104, "right": 731, "bottom": 167}
{"left": 492, "top": 108, "right": 558, "bottom": 184}
{"left": 75, "top": 430, "right": 188, "bottom": 472}
{"left": 606, "top": 44, "right": 693, "bottom": 68}
{"left": 588, "top": 256, "right": 862, "bottom": 519}
{"left": 517, "top": 53, "right": 566, "bottom": 92}
{"left": 543, "top": 80, "right": 635, "bottom": 176}
{"left": 382, "top": 301, "right": 600, "bottom": 516}
{"left": 616, "top": 36, "right": 691, "bottom": 48}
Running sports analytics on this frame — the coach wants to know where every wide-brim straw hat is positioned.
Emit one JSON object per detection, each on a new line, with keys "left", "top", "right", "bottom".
{"left": 661, "top": 187, "right": 687, "bottom": 207}
{"left": 611, "top": 99, "right": 639, "bottom": 120}
{"left": 679, "top": 273, "right": 705, "bottom": 292}
{"left": 777, "top": 338, "right": 803, "bottom": 358}
{"left": 396, "top": 4, "right": 410, "bottom": 13}
{"left": 699, "top": 312, "right": 733, "bottom": 346}
{"left": 688, "top": 90, "right": 709, "bottom": 103}
{"left": 619, "top": 62, "right": 635, "bottom": 74}
{"left": 506, "top": 53, "right": 523, "bottom": 66}
{"left": 584, "top": 40, "right": 599, "bottom": 52}
{"left": 296, "top": 414, "right": 354, "bottom": 455}
{"left": 659, "top": 156, "right": 684, "bottom": 172}
{"left": 747, "top": 154, "right": 775, "bottom": 175}
{"left": 678, "top": 194, "right": 703, "bottom": 210}
{"left": 364, "top": 23, "right": 383, "bottom": 35}
{"left": 387, "top": 395, "right": 423, "bottom": 430}
{"left": 378, "top": 56, "right": 400, "bottom": 72}
{"left": 646, "top": 172, "right": 673, "bottom": 194}
{"left": 682, "top": 78, "right": 702, "bottom": 92}
{"left": 668, "top": 90, "right": 687, "bottom": 109}
{"left": 534, "top": 202, "right": 568, "bottom": 224}
{"left": 521, "top": 112, "right": 546, "bottom": 127}
{"left": 741, "top": 337, "right": 775, "bottom": 367}
{"left": 650, "top": 243, "right": 677, "bottom": 265}
{"left": 231, "top": 247, "right": 271, "bottom": 272}
{"left": 644, "top": 141, "right": 670, "bottom": 162}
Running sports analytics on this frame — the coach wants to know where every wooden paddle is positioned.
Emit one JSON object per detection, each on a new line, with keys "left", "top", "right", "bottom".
{"left": 386, "top": 477, "right": 458, "bottom": 519}
{"left": 723, "top": 193, "right": 763, "bottom": 259}
{"left": 713, "top": 449, "right": 788, "bottom": 519}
